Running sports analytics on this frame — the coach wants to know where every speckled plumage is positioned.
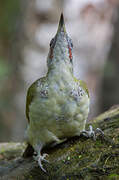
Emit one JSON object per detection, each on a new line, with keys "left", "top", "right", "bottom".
{"left": 24, "top": 14, "right": 90, "bottom": 171}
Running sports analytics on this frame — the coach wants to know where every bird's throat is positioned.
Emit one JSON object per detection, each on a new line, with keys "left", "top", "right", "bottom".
{"left": 47, "top": 60, "right": 73, "bottom": 83}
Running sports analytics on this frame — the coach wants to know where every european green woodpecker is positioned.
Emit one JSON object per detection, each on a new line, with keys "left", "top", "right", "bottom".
{"left": 23, "top": 14, "right": 90, "bottom": 171}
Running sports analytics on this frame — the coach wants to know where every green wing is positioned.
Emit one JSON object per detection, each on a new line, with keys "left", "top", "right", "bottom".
{"left": 73, "top": 76, "right": 89, "bottom": 97}
{"left": 26, "top": 80, "right": 38, "bottom": 123}
{"left": 79, "top": 80, "right": 89, "bottom": 97}
{"left": 26, "top": 77, "right": 47, "bottom": 123}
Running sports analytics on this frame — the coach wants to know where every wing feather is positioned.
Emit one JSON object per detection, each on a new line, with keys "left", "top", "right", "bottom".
{"left": 26, "top": 81, "right": 38, "bottom": 123}
{"left": 26, "top": 77, "right": 47, "bottom": 122}
{"left": 73, "top": 76, "right": 89, "bottom": 97}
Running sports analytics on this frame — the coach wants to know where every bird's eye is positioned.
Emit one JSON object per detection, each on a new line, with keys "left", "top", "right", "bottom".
{"left": 50, "top": 38, "right": 54, "bottom": 47}
{"left": 67, "top": 35, "right": 73, "bottom": 49}
{"left": 70, "top": 39, "right": 73, "bottom": 48}
{"left": 71, "top": 41, "right": 73, "bottom": 48}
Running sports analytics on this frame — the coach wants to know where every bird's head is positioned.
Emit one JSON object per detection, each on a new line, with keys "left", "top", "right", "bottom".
{"left": 47, "top": 13, "right": 73, "bottom": 72}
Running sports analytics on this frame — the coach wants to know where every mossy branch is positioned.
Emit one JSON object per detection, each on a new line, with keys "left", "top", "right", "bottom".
{"left": 0, "top": 106, "right": 119, "bottom": 180}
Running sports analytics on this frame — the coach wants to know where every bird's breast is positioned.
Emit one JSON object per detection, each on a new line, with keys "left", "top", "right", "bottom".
{"left": 29, "top": 80, "right": 89, "bottom": 125}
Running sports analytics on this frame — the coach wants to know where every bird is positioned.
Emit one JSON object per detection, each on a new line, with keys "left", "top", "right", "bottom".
{"left": 23, "top": 13, "right": 90, "bottom": 172}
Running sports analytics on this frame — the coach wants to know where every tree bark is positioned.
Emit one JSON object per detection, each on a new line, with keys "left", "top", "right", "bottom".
{"left": 0, "top": 106, "right": 119, "bottom": 180}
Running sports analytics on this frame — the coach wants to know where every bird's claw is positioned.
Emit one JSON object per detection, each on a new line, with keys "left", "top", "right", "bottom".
{"left": 95, "top": 128, "right": 104, "bottom": 135}
{"left": 34, "top": 153, "right": 49, "bottom": 172}
{"left": 81, "top": 125, "right": 96, "bottom": 140}
{"left": 41, "top": 153, "right": 49, "bottom": 163}
{"left": 81, "top": 125, "right": 104, "bottom": 140}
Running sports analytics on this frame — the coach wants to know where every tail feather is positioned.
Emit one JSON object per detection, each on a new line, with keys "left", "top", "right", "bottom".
{"left": 23, "top": 143, "right": 34, "bottom": 158}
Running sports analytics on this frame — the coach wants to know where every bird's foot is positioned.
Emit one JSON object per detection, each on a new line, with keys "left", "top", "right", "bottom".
{"left": 81, "top": 125, "right": 104, "bottom": 140}
{"left": 34, "top": 153, "right": 49, "bottom": 172}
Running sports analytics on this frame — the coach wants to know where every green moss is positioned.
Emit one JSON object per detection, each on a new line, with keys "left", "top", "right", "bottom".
{"left": 0, "top": 143, "right": 26, "bottom": 159}
{"left": 108, "top": 174, "right": 119, "bottom": 179}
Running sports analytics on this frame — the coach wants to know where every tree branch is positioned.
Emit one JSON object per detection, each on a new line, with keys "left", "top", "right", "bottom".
{"left": 0, "top": 106, "right": 119, "bottom": 180}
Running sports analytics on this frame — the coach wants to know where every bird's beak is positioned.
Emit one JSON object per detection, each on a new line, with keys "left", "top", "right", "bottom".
{"left": 57, "top": 13, "right": 66, "bottom": 34}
